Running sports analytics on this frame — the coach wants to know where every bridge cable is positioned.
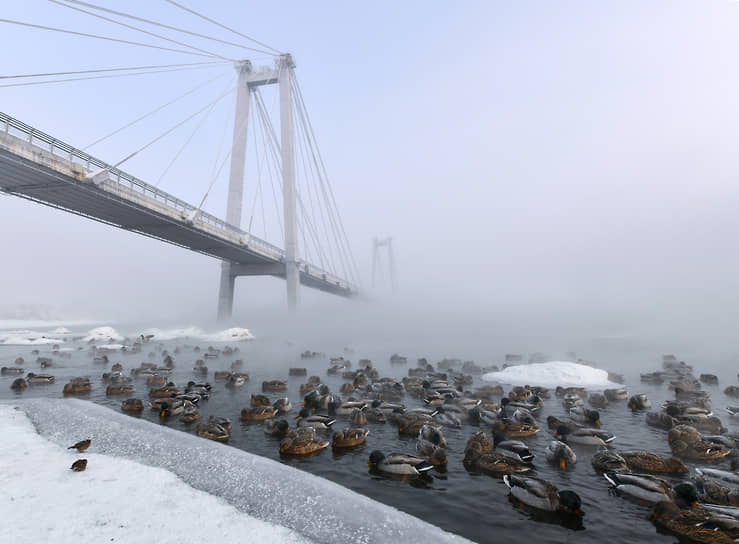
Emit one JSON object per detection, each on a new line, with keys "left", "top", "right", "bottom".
{"left": 164, "top": 0, "right": 282, "bottom": 55}
{"left": 254, "top": 87, "right": 332, "bottom": 273}
{"left": 253, "top": 90, "right": 285, "bottom": 241}
{"left": 0, "top": 18, "right": 220, "bottom": 58}
{"left": 55, "top": 0, "right": 275, "bottom": 55}
{"left": 49, "top": 0, "right": 236, "bottom": 61}
{"left": 291, "top": 82, "right": 353, "bottom": 283}
{"left": 0, "top": 64, "right": 228, "bottom": 90}
{"left": 292, "top": 71, "right": 360, "bottom": 282}
{"left": 293, "top": 72, "right": 359, "bottom": 285}
{"left": 0, "top": 61, "right": 229, "bottom": 80}
{"left": 110, "top": 85, "right": 236, "bottom": 171}
{"left": 83, "top": 70, "right": 230, "bottom": 150}
{"left": 155, "top": 76, "right": 236, "bottom": 188}
{"left": 292, "top": 72, "right": 361, "bottom": 285}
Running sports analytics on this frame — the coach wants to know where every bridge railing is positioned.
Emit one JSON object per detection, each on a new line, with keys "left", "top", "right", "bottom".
{"left": 1, "top": 112, "right": 357, "bottom": 294}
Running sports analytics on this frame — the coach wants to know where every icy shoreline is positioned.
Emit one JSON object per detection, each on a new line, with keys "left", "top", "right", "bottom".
{"left": 5, "top": 399, "right": 471, "bottom": 544}
{"left": 0, "top": 404, "right": 309, "bottom": 544}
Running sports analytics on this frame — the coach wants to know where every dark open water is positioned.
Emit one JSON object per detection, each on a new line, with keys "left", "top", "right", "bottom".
{"left": 1, "top": 326, "right": 738, "bottom": 543}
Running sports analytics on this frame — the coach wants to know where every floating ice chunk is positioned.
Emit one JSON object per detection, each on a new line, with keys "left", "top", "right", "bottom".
{"left": 51, "top": 327, "right": 72, "bottom": 334}
{"left": 1, "top": 333, "right": 60, "bottom": 345}
{"left": 483, "top": 361, "right": 619, "bottom": 388}
{"left": 139, "top": 326, "right": 206, "bottom": 341}
{"left": 94, "top": 344, "right": 124, "bottom": 351}
{"left": 0, "top": 404, "right": 310, "bottom": 544}
{"left": 82, "top": 326, "right": 123, "bottom": 343}
{"left": 13, "top": 399, "right": 470, "bottom": 544}
{"left": 205, "top": 327, "right": 255, "bottom": 342}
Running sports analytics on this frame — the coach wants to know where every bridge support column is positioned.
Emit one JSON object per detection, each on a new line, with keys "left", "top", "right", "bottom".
{"left": 279, "top": 54, "right": 300, "bottom": 311}
{"left": 217, "top": 60, "right": 252, "bottom": 321}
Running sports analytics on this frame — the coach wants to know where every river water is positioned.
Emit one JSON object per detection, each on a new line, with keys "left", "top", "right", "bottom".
{"left": 1, "top": 322, "right": 737, "bottom": 543}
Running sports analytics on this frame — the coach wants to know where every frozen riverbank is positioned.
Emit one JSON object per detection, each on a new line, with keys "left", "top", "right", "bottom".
{"left": 3, "top": 399, "right": 471, "bottom": 544}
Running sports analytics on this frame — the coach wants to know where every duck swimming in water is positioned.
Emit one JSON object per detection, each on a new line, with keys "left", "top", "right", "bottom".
{"left": 280, "top": 427, "right": 329, "bottom": 455}
{"left": 503, "top": 474, "right": 583, "bottom": 516}
{"left": 591, "top": 450, "right": 629, "bottom": 473}
{"left": 368, "top": 450, "right": 433, "bottom": 476}
{"left": 264, "top": 419, "right": 290, "bottom": 437}
{"left": 416, "top": 424, "right": 447, "bottom": 466}
{"left": 332, "top": 427, "right": 370, "bottom": 448}
{"left": 241, "top": 405, "right": 277, "bottom": 421}
{"left": 668, "top": 424, "right": 730, "bottom": 461}
{"left": 294, "top": 407, "right": 336, "bottom": 430}
{"left": 546, "top": 440, "right": 576, "bottom": 469}
{"left": 618, "top": 450, "right": 687, "bottom": 474}
{"left": 554, "top": 425, "right": 615, "bottom": 446}
{"left": 604, "top": 473, "right": 698, "bottom": 506}
{"left": 568, "top": 407, "right": 600, "bottom": 427}
{"left": 628, "top": 394, "right": 652, "bottom": 410}
{"left": 650, "top": 501, "right": 739, "bottom": 544}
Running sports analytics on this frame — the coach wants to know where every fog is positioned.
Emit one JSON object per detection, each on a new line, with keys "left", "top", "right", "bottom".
{"left": 2, "top": 1, "right": 739, "bottom": 365}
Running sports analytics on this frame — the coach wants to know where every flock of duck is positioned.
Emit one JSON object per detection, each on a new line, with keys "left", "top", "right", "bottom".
{"left": 5, "top": 342, "right": 739, "bottom": 543}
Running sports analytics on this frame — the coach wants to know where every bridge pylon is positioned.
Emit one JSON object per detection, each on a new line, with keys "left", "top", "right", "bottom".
{"left": 217, "top": 55, "right": 300, "bottom": 320}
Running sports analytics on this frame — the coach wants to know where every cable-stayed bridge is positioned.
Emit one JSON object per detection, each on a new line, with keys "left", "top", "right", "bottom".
{"left": 0, "top": 1, "right": 361, "bottom": 318}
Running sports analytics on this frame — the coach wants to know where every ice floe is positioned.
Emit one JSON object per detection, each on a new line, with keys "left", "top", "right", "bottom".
{"left": 82, "top": 326, "right": 123, "bottom": 343}
{"left": 11, "top": 399, "right": 470, "bottom": 544}
{"left": 140, "top": 326, "right": 255, "bottom": 342}
{"left": 482, "top": 360, "right": 618, "bottom": 388}
{"left": 0, "top": 404, "right": 310, "bottom": 544}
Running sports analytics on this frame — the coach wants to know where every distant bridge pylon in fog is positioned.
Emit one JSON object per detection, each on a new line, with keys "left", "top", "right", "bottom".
{"left": 0, "top": 4, "right": 362, "bottom": 319}
{"left": 371, "top": 236, "right": 397, "bottom": 291}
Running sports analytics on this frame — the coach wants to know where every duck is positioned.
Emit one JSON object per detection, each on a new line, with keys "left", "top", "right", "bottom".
{"left": 264, "top": 419, "right": 290, "bottom": 437}
{"left": 546, "top": 416, "right": 580, "bottom": 432}
{"left": 294, "top": 407, "right": 336, "bottom": 430}
{"left": 604, "top": 388, "right": 629, "bottom": 401}
{"left": 416, "top": 424, "right": 447, "bottom": 466}
{"left": 350, "top": 408, "right": 367, "bottom": 426}
{"left": 650, "top": 501, "right": 739, "bottom": 544}
{"left": 332, "top": 427, "right": 370, "bottom": 448}
{"left": 503, "top": 474, "right": 583, "bottom": 516}
{"left": 432, "top": 406, "right": 463, "bottom": 428}
{"left": 263, "top": 380, "right": 287, "bottom": 392}
{"left": 180, "top": 404, "right": 201, "bottom": 423}
{"left": 272, "top": 398, "right": 292, "bottom": 415}
{"left": 368, "top": 450, "right": 433, "bottom": 476}
{"left": 106, "top": 384, "right": 134, "bottom": 396}
{"left": 25, "top": 373, "right": 54, "bottom": 385}
{"left": 197, "top": 421, "right": 229, "bottom": 442}
{"left": 225, "top": 375, "right": 246, "bottom": 388}
{"left": 251, "top": 394, "right": 271, "bottom": 407}
{"left": 668, "top": 424, "right": 731, "bottom": 461}
{"left": 1, "top": 367, "right": 24, "bottom": 376}
{"left": 463, "top": 430, "right": 493, "bottom": 461}
{"left": 696, "top": 467, "right": 739, "bottom": 487}
{"left": 493, "top": 419, "right": 539, "bottom": 439}
{"left": 588, "top": 393, "right": 608, "bottom": 408}
{"left": 604, "top": 473, "right": 698, "bottom": 506}
{"left": 280, "top": 427, "right": 329, "bottom": 455}
{"left": 646, "top": 411, "right": 677, "bottom": 430}
{"left": 546, "top": 440, "right": 576, "bottom": 469}
{"left": 493, "top": 433, "right": 535, "bottom": 463}
{"left": 208, "top": 416, "right": 232, "bottom": 434}
{"left": 158, "top": 399, "right": 185, "bottom": 418}
{"left": 468, "top": 406, "right": 499, "bottom": 426}
{"left": 591, "top": 450, "right": 629, "bottom": 473}
{"left": 121, "top": 398, "right": 144, "bottom": 412}
{"left": 629, "top": 394, "right": 652, "bottom": 410}
{"left": 397, "top": 413, "right": 439, "bottom": 436}
{"left": 241, "top": 405, "right": 277, "bottom": 421}
{"left": 363, "top": 403, "right": 387, "bottom": 423}
{"left": 619, "top": 450, "right": 687, "bottom": 474}
{"left": 554, "top": 424, "right": 615, "bottom": 446}
{"left": 463, "top": 446, "right": 533, "bottom": 476}
{"left": 63, "top": 378, "right": 92, "bottom": 395}
{"left": 569, "top": 407, "right": 601, "bottom": 427}
{"left": 693, "top": 471, "right": 739, "bottom": 507}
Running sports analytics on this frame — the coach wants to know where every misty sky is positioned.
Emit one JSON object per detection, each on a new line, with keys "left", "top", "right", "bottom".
{"left": 2, "top": 0, "right": 739, "bottom": 344}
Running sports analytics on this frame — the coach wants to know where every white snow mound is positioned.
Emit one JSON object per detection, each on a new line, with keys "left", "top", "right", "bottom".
{"left": 0, "top": 404, "right": 310, "bottom": 544}
{"left": 83, "top": 326, "right": 123, "bottom": 343}
{"left": 52, "top": 327, "right": 72, "bottom": 334}
{"left": 483, "top": 361, "right": 618, "bottom": 388}
{"left": 206, "top": 327, "right": 255, "bottom": 342}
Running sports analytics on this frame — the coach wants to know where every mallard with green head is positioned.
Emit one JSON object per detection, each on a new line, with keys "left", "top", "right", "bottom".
{"left": 368, "top": 450, "right": 433, "bottom": 476}
{"left": 545, "top": 440, "right": 576, "bottom": 470}
{"left": 503, "top": 474, "right": 583, "bottom": 516}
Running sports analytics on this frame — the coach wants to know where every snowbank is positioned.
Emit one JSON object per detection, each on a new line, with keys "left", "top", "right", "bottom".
{"left": 205, "top": 327, "right": 255, "bottom": 342}
{"left": 12, "top": 399, "right": 470, "bottom": 544}
{"left": 52, "top": 327, "right": 72, "bottom": 334}
{"left": 0, "top": 405, "right": 309, "bottom": 544}
{"left": 482, "top": 360, "right": 618, "bottom": 388}
{"left": 82, "top": 326, "right": 123, "bottom": 343}
{"left": 139, "top": 326, "right": 255, "bottom": 342}
{"left": 0, "top": 335, "right": 60, "bottom": 345}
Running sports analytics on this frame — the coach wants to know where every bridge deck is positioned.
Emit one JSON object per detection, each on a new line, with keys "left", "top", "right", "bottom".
{"left": 0, "top": 112, "right": 356, "bottom": 297}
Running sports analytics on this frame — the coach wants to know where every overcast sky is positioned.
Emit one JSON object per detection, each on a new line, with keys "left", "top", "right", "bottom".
{"left": 2, "top": 1, "right": 739, "bottom": 348}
